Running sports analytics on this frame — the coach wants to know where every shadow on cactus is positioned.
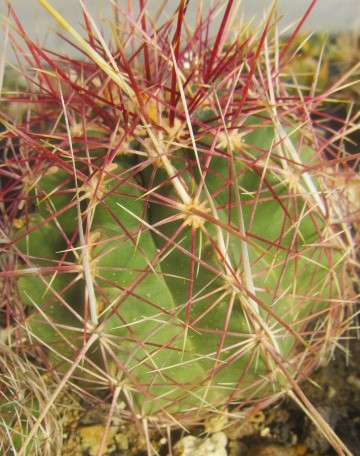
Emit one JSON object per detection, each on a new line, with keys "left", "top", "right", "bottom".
{"left": 1, "top": 0, "right": 358, "bottom": 454}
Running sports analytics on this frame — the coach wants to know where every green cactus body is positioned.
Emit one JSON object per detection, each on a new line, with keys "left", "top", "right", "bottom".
{"left": 13, "top": 114, "right": 342, "bottom": 419}
{"left": 1, "top": 4, "right": 357, "bottom": 455}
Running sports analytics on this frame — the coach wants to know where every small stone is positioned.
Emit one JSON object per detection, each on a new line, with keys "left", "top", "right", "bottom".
{"left": 347, "top": 374, "right": 360, "bottom": 390}
{"left": 114, "top": 432, "right": 129, "bottom": 450}
{"left": 327, "top": 386, "right": 337, "bottom": 399}
{"left": 159, "top": 437, "right": 168, "bottom": 445}
{"left": 260, "top": 426, "right": 271, "bottom": 437}
{"left": 174, "top": 432, "right": 227, "bottom": 456}
{"left": 78, "top": 424, "right": 117, "bottom": 456}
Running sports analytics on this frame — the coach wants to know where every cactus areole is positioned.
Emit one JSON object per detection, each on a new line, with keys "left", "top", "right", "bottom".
{"left": 6, "top": 1, "right": 354, "bottom": 427}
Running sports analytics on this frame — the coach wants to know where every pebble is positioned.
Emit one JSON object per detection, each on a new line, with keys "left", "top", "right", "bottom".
{"left": 174, "top": 432, "right": 227, "bottom": 456}
{"left": 347, "top": 374, "right": 360, "bottom": 390}
{"left": 78, "top": 424, "right": 117, "bottom": 456}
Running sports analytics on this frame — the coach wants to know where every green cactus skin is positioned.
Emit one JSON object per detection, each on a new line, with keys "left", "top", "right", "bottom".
{"left": 13, "top": 114, "right": 343, "bottom": 420}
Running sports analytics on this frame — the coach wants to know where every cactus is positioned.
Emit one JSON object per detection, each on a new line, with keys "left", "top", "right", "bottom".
{"left": 1, "top": 1, "right": 358, "bottom": 454}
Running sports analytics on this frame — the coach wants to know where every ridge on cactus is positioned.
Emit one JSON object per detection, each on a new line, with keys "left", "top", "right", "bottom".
{"left": 0, "top": 1, "right": 358, "bottom": 455}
